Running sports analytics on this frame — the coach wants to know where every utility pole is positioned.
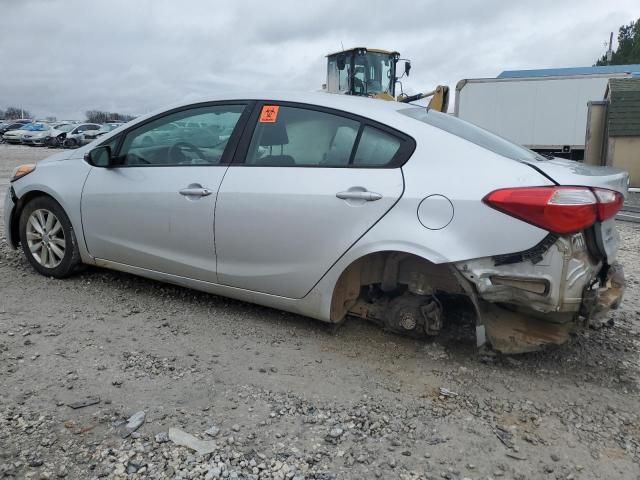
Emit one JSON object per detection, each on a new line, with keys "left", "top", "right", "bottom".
{"left": 606, "top": 31, "right": 613, "bottom": 65}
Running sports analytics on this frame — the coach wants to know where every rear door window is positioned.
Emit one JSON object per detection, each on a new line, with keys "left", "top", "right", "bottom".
{"left": 245, "top": 106, "right": 359, "bottom": 167}
{"left": 242, "top": 104, "right": 413, "bottom": 168}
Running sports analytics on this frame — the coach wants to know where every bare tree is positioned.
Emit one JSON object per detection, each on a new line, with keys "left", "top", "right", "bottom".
{"left": 85, "top": 110, "right": 135, "bottom": 123}
{"left": 3, "top": 106, "right": 32, "bottom": 120}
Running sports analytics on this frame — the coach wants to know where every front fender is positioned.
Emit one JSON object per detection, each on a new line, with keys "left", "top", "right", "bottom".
{"left": 10, "top": 159, "right": 94, "bottom": 263}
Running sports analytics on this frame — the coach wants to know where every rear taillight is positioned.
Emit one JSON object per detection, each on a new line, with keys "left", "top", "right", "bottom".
{"left": 592, "top": 188, "right": 624, "bottom": 222}
{"left": 484, "top": 186, "right": 623, "bottom": 235}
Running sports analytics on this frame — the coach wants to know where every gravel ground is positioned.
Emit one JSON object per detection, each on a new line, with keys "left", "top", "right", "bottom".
{"left": 0, "top": 144, "right": 639, "bottom": 480}
{"left": 624, "top": 192, "right": 640, "bottom": 210}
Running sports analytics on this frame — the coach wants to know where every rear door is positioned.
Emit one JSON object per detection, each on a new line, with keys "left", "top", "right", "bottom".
{"left": 81, "top": 103, "right": 250, "bottom": 282}
{"left": 215, "top": 102, "right": 413, "bottom": 298}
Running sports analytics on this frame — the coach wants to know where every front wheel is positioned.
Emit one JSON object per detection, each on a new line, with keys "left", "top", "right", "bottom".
{"left": 19, "top": 196, "right": 81, "bottom": 278}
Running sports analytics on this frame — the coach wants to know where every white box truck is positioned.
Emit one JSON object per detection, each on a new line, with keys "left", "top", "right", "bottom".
{"left": 454, "top": 66, "right": 639, "bottom": 160}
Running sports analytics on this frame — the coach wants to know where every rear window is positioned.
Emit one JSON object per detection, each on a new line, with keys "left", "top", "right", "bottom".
{"left": 399, "top": 108, "right": 545, "bottom": 162}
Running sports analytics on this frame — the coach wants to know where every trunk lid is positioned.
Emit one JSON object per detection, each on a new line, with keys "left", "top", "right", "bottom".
{"left": 522, "top": 158, "right": 629, "bottom": 196}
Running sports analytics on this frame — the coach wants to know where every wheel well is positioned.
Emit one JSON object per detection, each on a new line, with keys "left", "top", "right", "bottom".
{"left": 329, "top": 251, "right": 469, "bottom": 322}
{"left": 10, "top": 190, "right": 53, "bottom": 246}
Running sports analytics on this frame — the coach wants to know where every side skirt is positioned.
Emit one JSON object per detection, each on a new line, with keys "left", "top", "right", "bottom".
{"left": 93, "top": 258, "right": 320, "bottom": 320}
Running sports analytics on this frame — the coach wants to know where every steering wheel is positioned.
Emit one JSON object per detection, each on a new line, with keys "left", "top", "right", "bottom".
{"left": 169, "top": 141, "right": 206, "bottom": 163}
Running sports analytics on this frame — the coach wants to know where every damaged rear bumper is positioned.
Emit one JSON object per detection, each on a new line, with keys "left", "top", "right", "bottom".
{"left": 455, "top": 233, "right": 625, "bottom": 353}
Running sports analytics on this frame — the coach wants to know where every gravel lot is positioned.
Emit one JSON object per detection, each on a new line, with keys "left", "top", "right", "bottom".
{"left": 1, "top": 144, "right": 639, "bottom": 480}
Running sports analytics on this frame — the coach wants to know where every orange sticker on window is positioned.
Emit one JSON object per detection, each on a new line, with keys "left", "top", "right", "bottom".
{"left": 259, "top": 105, "right": 280, "bottom": 123}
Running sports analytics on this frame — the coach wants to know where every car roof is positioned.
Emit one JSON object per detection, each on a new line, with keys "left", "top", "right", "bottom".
{"left": 83, "top": 91, "right": 432, "bottom": 152}
{"left": 138, "top": 91, "right": 417, "bottom": 130}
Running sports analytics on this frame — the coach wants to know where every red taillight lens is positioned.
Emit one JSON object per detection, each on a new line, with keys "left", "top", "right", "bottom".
{"left": 592, "top": 188, "right": 624, "bottom": 221}
{"left": 483, "top": 186, "right": 622, "bottom": 235}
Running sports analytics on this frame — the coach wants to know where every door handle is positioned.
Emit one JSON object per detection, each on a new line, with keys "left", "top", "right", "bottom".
{"left": 179, "top": 187, "right": 212, "bottom": 197}
{"left": 336, "top": 190, "right": 382, "bottom": 201}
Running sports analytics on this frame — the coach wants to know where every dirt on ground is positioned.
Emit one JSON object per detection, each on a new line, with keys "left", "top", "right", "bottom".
{"left": 0, "top": 144, "right": 639, "bottom": 480}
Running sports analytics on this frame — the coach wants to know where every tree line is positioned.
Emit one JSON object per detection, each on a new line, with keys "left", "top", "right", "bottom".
{"left": 595, "top": 17, "right": 640, "bottom": 65}
{"left": 85, "top": 110, "right": 136, "bottom": 124}
{"left": 1, "top": 106, "right": 135, "bottom": 123}
{"left": 0, "top": 106, "right": 32, "bottom": 120}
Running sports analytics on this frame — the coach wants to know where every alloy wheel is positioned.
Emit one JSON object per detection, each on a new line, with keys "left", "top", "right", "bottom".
{"left": 25, "top": 209, "right": 66, "bottom": 268}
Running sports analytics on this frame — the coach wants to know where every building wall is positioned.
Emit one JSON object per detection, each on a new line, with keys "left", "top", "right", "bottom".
{"left": 584, "top": 102, "right": 607, "bottom": 166}
{"left": 607, "top": 136, "right": 640, "bottom": 188}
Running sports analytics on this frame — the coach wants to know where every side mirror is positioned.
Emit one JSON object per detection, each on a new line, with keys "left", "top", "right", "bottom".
{"left": 337, "top": 54, "right": 346, "bottom": 71}
{"left": 404, "top": 61, "right": 411, "bottom": 77}
{"left": 85, "top": 145, "right": 112, "bottom": 168}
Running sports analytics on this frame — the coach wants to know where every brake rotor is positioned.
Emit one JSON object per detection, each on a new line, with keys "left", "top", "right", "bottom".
{"left": 384, "top": 293, "right": 443, "bottom": 338}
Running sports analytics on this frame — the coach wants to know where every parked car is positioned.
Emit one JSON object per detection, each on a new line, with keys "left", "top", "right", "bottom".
{"left": 21, "top": 123, "right": 63, "bottom": 146}
{"left": 3, "top": 92, "right": 628, "bottom": 354}
{"left": 61, "top": 123, "right": 101, "bottom": 148}
{"left": 45, "top": 123, "right": 78, "bottom": 148}
{"left": 2, "top": 123, "right": 47, "bottom": 144}
{"left": 79, "top": 123, "right": 123, "bottom": 146}
{"left": 0, "top": 121, "right": 31, "bottom": 140}
{"left": 0, "top": 121, "right": 24, "bottom": 142}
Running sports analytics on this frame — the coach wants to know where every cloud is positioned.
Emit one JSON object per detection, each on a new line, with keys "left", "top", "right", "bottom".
{"left": 0, "top": 0, "right": 637, "bottom": 119}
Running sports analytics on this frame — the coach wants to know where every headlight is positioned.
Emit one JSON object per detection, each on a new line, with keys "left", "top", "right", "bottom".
{"left": 11, "top": 164, "right": 36, "bottom": 182}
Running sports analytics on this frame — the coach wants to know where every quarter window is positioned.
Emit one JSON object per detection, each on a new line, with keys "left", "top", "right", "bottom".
{"left": 353, "top": 126, "right": 401, "bottom": 166}
{"left": 246, "top": 106, "right": 359, "bottom": 167}
{"left": 117, "top": 105, "right": 245, "bottom": 166}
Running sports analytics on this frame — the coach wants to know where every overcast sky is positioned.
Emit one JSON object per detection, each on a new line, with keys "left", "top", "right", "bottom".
{"left": 1, "top": 0, "right": 638, "bottom": 119}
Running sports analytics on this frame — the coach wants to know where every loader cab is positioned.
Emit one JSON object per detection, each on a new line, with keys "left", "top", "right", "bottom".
{"left": 326, "top": 48, "right": 401, "bottom": 99}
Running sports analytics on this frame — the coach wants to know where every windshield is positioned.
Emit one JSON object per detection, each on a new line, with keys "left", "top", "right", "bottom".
{"left": 353, "top": 52, "right": 395, "bottom": 96}
{"left": 56, "top": 124, "right": 75, "bottom": 132}
{"left": 399, "top": 108, "right": 545, "bottom": 162}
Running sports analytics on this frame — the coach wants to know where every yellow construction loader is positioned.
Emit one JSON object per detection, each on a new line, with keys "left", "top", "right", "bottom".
{"left": 324, "top": 47, "right": 449, "bottom": 112}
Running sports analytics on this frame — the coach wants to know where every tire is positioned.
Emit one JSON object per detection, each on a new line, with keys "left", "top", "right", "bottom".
{"left": 19, "top": 196, "right": 82, "bottom": 278}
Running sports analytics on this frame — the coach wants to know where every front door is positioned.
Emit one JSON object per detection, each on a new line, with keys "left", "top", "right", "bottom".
{"left": 215, "top": 103, "right": 411, "bottom": 298}
{"left": 81, "top": 103, "right": 249, "bottom": 282}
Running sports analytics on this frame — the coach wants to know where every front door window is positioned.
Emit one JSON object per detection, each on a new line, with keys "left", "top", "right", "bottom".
{"left": 117, "top": 105, "right": 246, "bottom": 166}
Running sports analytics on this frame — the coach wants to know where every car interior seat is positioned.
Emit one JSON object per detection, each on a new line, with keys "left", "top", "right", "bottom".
{"left": 252, "top": 122, "right": 295, "bottom": 166}
{"left": 321, "top": 126, "right": 358, "bottom": 166}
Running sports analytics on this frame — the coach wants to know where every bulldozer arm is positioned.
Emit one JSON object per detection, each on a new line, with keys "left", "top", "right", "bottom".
{"left": 426, "top": 85, "right": 450, "bottom": 112}
{"left": 398, "top": 85, "right": 450, "bottom": 112}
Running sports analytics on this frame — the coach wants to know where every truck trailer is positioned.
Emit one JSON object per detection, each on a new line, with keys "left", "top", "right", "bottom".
{"left": 455, "top": 65, "right": 640, "bottom": 160}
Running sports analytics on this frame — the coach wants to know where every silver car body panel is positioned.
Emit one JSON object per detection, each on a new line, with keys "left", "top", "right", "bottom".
{"left": 81, "top": 166, "right": 226, "bottom": 283}
{"left": 215, "top": 167, "right": 404, "bottom": 298}
{"left": 521, "top": 157, "right": 629, "bottom": 195}
{"left": 3, "top": 91, "right": 626, "bottom": 330}
{"left": 8, "top": 151, "right": 94, "bottom": 263}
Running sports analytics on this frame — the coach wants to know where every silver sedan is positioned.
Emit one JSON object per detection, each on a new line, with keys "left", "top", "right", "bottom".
{"left": 4, "top": 92, "right": 628, "bottom": 353}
